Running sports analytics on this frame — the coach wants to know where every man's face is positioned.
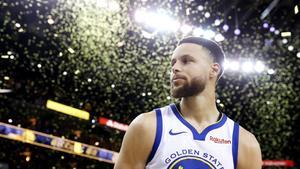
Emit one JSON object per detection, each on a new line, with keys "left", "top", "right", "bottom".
{"left": 170, "top": 43, "right": 214, "bottom": 98}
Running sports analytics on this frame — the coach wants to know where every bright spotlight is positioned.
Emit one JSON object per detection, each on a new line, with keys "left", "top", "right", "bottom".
{"left": 282, "top": 38, "right": 288, "bottom": 44}
{"left": 234, "top": 28, "right": 241, "bottom": 35}
{"left": 223, "top": 60, "right": 230, "bottom": 70}
{"left": 230, "top": 61, "right": 240, "bottom": 71}
{"left": 204, "top": 12, "right": 210, "bottom": 18}
{"left": 214, "top": 33, "right": 225, "bottom": 42}
{"left": 180, "top": 24, "right": 192, "bottom": 34}
{"left": 203, "top": 30, "right": 215, "bottom": 39}
{"left": 135, "top": 10, "right": 147, "bottom": 23}
{"left": 214, "top": 19, "right": 221, "bottom": 26}
{"left": 267, "top": 69, "right": 275, "bottom": 75}
{"left": 288, "top": 45, "right": 294, "bottom": 51}
{"left": 198, "top": 5, "right": 204, "bottom": 11}
{"left": 134, "top": 10, "right": 179, "bottom": 32}
{"left": 297, "top": 52, "right": 300, "bottom": 58}
{"left": 153, "top": 14, "right": 180, "bottom": 31}
{"left": 193, "top": 27, "right": 204, "bottom": 36}
{"left": 281, "top": 32, "right": 291, "bottom": 37}
{"left": 254, "top": 61, "right": 265, "bottom": 73}
{"left": 242, "top": 61, "right": 254, "bottom": 72}
{"left": 222, "top": 24, "right": 229, "bottom": 31}
{"left": 263, "top": 23, "right": 269, "bottom": 28}
{"left": 142, "top": 30, "right": 154, "bottom": 38}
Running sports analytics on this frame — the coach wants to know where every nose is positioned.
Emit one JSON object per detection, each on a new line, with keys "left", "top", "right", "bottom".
{"left": 172, "top": 61, "right": 182, "bottom": 73}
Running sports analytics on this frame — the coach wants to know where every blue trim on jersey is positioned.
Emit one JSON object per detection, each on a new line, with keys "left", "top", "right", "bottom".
{"left": 232, "top": 122, "right": 239, "bottom": 169}
{"left": 170, "top": 103, "right": 227, "bottom": 141}
{"left": 147, "top": 108, "right": 163, "bottom": 163}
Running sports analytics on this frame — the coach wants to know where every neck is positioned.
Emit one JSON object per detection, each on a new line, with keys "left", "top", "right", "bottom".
{"left": 179, "top": 85, "right": 219, "bottom": 124}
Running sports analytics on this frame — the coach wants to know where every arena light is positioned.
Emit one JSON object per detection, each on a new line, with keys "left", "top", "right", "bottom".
{"left": 267, "top": 69, "right": 275, "bottom": 74}
{"left": 231, "top": 61, "right": 240, "bottom": 71}
{"left": 224, "top": 60, "right": 240, "bottom": 71}
{"left": 98, "top": 117, "right": 129, "bottom": 131}
{"left": 263, "top": 23, "right": 269, "bottom": 28}
{"left": 223, "top": 60, "right": 230, "bottom": 70}
{"left": 204, "top": 12, "right": 210, "bottom": 18}
{"left": 134, "top": 9, "right": 147, "bottom": 22}
{"left": 152, "top": 13, "right": 179, "bottom": 31}
{"left": 242, "top": 61, "right": 254, "bottom": 72}
{"left": 0, "top": 89, "right": 12, "bottom": 93}
{"left": 234, "top": 28, "right": 241, "bottom": 35}
{"left": 282, "top": 38, "right": 288, "bottom": 44}
{"left": 295, "top": 5, "right": 299, "bottom": 14}
{"left": 1, "top": 55, "right": 9, "bottom": 59}
{"left": 254, "top": 61, "right": 265, "bottom": 73}
{"left": 46, "top": 100, "right": 90, "bottom": 120}
{"left": 281, "top": 32, "right": 291, "bottom": 37}
{"left": 214, "top": 19, "right": 221, "bottom": 26}
{"left": 288, "top": 45, "right": 294, "bottom": 51}
{"left": 134, "top": 9, "right": 179, "bottom": 32}
{"left": 214, "top": 33, "right": 225, "bottom": 42}
{"left": 193, "top": 27, "right": 204, "bottom": 36}
{"left": 222, "top": 24, "right": 229, "bottom": 31}
{"left": 203, "top": 30, "right": 215, "bottom": 39}
{"left": 297, "top": 52, "right": 300, "bottom": 58}
{"left": 180, "top": 24, "right": 192, "bottom": 34}
{"left": 224, "top": 59, "right": 266, "bottom": 73}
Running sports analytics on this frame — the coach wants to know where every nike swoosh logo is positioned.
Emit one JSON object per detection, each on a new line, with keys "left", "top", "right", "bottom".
{"left": 169, "top": 129, "right": 187, "bottom": 136}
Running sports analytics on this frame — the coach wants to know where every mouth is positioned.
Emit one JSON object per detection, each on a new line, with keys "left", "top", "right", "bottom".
{"left": 172, "top": 75, "right": 186, "bottom": 82}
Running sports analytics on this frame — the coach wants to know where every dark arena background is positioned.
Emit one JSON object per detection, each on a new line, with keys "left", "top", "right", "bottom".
{"left": 0, "top": 0, "right": 299, "bottom": 168}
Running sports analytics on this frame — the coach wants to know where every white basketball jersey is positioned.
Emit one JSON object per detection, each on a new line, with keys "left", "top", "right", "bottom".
{"left": 146, "top": 103, "right": 239, "bottom": 169}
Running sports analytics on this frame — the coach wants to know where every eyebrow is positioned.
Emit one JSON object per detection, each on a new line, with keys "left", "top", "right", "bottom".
{"left": 171, "top": 54, "right": 195, "bottom": 65}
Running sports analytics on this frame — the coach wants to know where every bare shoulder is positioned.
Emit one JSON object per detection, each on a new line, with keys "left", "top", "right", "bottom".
{"left": 237, "top": 126, "right": 262, "bottom": 169}
{"left": 114, "top": 111, "right": 157, "bottom": 169}
{"left": 131, "top": 111, "right": 157, "bottom": 131}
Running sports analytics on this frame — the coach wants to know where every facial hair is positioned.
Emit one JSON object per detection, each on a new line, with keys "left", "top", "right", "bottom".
{"left": 171, "top": 76, "right": 206, "bottom": 98}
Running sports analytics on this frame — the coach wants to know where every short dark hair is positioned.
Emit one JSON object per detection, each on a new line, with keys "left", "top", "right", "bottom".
{"left": 178, "top": 36, "right": 226, "bottom": 80}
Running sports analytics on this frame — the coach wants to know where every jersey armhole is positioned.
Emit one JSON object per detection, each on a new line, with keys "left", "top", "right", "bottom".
{"left": 146, "top": 108, "right": 163, "bottom": 164}
{"left": 232, "top": 122, "right": 239, "bottom": 169}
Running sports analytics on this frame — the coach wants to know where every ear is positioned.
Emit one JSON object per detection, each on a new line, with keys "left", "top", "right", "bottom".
{"left": 209, "top": 63, "right": 221, "bottom": 78}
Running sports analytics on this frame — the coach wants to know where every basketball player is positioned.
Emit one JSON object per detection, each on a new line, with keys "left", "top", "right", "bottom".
{"left": 114, "top": 37, "right": 262, "bottom": 169}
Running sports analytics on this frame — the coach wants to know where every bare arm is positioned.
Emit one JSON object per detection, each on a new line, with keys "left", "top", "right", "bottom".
{"left": 114, "top": 112, "right": 156, "bottom": 169}
{"left": 237, "top": 127, "right": 262, "bottom": 169}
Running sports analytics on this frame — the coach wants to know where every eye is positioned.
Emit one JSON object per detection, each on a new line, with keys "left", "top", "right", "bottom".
{"left": 171, "top": 59, "right": 176, "bottom": 66}
{"left": 182, "top": 57, "right": 193, "bottom": 64}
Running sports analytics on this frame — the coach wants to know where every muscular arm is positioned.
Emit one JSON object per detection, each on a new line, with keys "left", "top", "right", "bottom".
{"left": 237, "top": 127, "right": 262, "bottom": 169}
{"left": 114, "top": 112, "right": 156, "bottom": 169}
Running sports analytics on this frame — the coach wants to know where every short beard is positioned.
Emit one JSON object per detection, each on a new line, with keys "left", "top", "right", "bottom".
{"left": 171, "top": 76, "right": 206, "bottom": 98}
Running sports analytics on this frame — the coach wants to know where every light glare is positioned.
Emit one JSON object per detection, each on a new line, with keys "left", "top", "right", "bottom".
{"left": 281, "top": 32, "right": 291, "bottom": 37}
{"left": 193, "top": 27, "right": 204, "bottom": 36}
{"left": 214, "top": 33, "right": 225, "bottom": 42}
{"left": 267, "top": 69, "right": 275, "bottom": 74}
{"left": 180, "top": 24, "right": 192, "bottom": 34}
{"left": 230, "top": 61, "right": 240, "bottom": 71}
{"left": 203, "top": 30, "right": 215, "bottom": 39}
{"left": 135, "top": 10, "right": 179, "bottom": 32}
{"left": 254, "top": 61, "right": 265, "bottom": 73}
{"left": 288, "top": 46, "right": 294, "bottom": 51}
{"left": 242, "top": 61, "right": 254, "bottom": 72}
